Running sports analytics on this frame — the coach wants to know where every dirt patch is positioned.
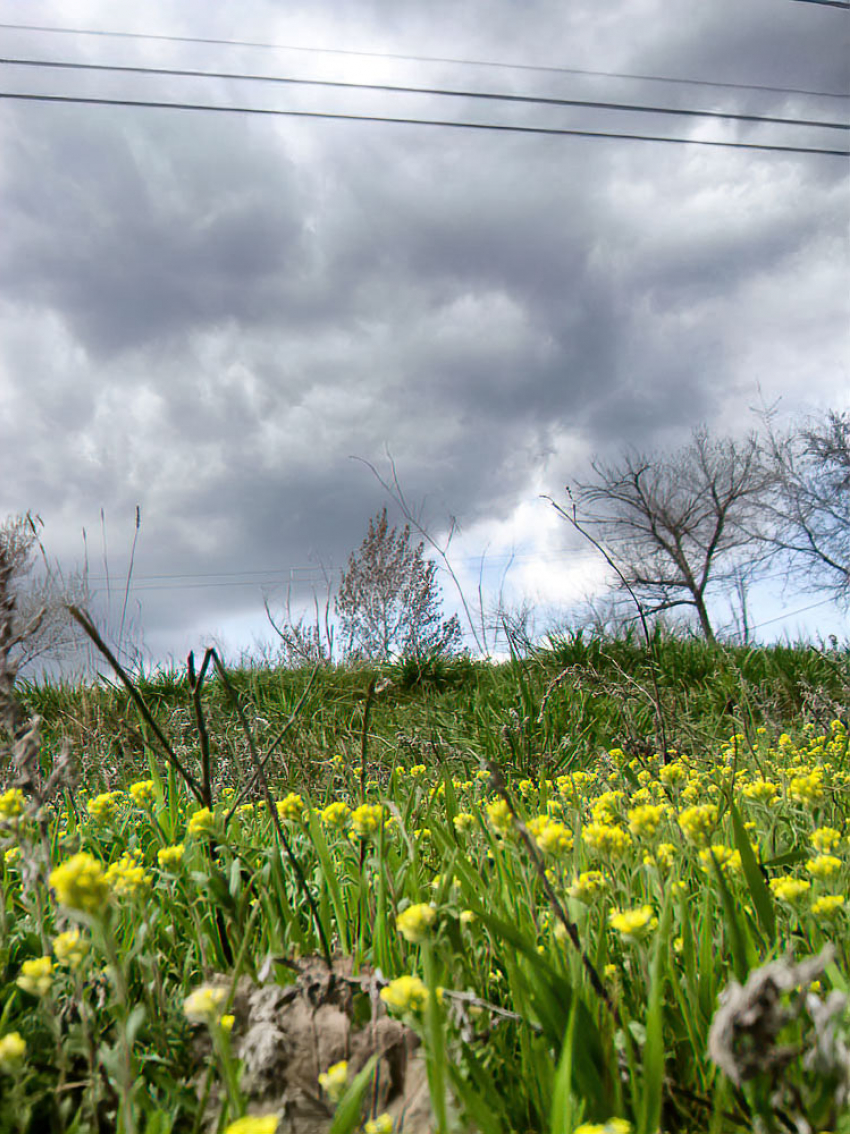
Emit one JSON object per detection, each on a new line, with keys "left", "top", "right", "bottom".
{"left": 202, "top": 956, "right": 435, "bottom": 1133}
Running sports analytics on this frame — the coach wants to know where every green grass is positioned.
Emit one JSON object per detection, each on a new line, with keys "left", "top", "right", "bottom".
{"left": 0, "top": 633, "right": 848, "bottom": 1134}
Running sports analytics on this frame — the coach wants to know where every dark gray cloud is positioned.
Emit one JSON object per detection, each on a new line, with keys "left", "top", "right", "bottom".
{"left": 0, "top": 0, "right": 847, "bottom": 660}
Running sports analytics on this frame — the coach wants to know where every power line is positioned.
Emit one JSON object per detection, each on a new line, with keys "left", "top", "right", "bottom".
{"left": 789, "top": 0, "right": 850, "bottom": 9}
{"left": 0, "top": 21, "right": 846, "bottom": 101}
{"left": 2, "top": 90, "right": 847, "bottom": 156}
{"left": 3, "top": 55, "right": 846, "bottom": 132}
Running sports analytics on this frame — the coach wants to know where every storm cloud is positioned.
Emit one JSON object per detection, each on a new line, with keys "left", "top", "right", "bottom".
{"left": 0, "top": 0, "right": 847, "bottom": 662}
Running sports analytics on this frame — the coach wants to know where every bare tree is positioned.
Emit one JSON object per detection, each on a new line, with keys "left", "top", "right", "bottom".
{"left": 566, "top": 429, "right": 773, "bottom": 642}
{"left": 336, "top": 507, "right": 462, "bottom": 660}
{"left": 760, "top": 408, "right": 849, "bottom": 608}
{"left": 0, "top": 513, "right": 90, "bottom": 671}
{"left": 265, "top": 570, "right": 336, "bottom": 668}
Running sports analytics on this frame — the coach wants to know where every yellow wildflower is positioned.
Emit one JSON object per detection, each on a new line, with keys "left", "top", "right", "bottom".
{"left": 320, "top": 801, "right": 351, "bottom": 829}
{"left": 53, "top": 928, "right": 89, "bottom": 971}
{"left": 770, "top": 876, "right": 811, "bottom": 904}
{"left": 380, "top": 974, "right": 430, "bottom": 1015}
{"left": 453, "top": 812, "right": 476, "bottom": 833}
{"left": 568, "top": 870, "right": 607, "bottom": 903}
{"left": 276, "top": 792, "right": 304, "bottom": 821}
{"left": 351, "top": 803, "right": 385, "bottom": 837}
{"left": 0, "top": 1032, "right": 26, "bottom": 1074}
{"left": 741, "top": 779, "right": 779, "bottom": 804}
{"left": 87, "top": 791, "right": 123, "bottom": 822}
{"left": 17, "top": 956, "right": 54, "bottom": 996}
{"left": 105, "top": 853, "right": 152, "bottom": 898}
{"left": 396, "top": 903, "right": 436, "bottom": 943}
{"left": 573, "top": 1118, "right": 632, "bottom": 1134}
{"left": 128, "top": 780, "right": 155, "bottom": 806}
{"left": 812, "top": 827, "right": 842, "bottom": 853}
{"left": 677, "top": 804, "right": 718, "bottom": 847}
{"left": 318, "top": 1060, "right": 348, "bottom": 1103}
{"left": 183, "top": 985, "right": 227, "bottom": 1025}
{"left": 699, "top": 845, "right": 742, "bottom": 875}
{"left": 658, "top": 761, "right": 688, "bottom": 787}
{"left": 364, "top": 1115, "right": 394, "bottom": 1134}
{"left": 157, "top": 844, "right": 185, "bottom": 869}
{"left": 789, "top": 769, "right": 825, "bottom": 806}
{"left": 50, "top": 852, "right": 109, "bottom": 915}
{"left": 627, "top": 804, "right": 667, "bottom": 839}
{"left": 187, "top": 807, "right": 217, "bottom": 837}
{"left": 0, "top": 788, "right": 25, "bottom": 823}
{"left": 812, "top": 894, "right": 845, "bottom": 918}
{"left": 223, "top": 1118, "right": 280, "bottom": 1134}
{"left": 582, "top": 822, "right": 631, "bottom": 857}
{"left": 485, "top": 798, "right": 513, "bottom": 833}
{"left": 807, "top": 854, "right": 843, "bottom": 881}
{"left": 609, "top": 906, "right": 658, "bottom": 942}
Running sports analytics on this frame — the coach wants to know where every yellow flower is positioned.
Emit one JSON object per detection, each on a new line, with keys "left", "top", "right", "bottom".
{"left": 17, "top": 956, "right": 54, "bottom": 996}
{"left": 591, "top": 790, "right": 625, "bottom": 824}
{"left": 128, "top": 780, "right": 155, "bottom": 806}
{"left": 812, "top": 894, "right": 845, "bottom": 918}
{"left": 609, "top": 906, "right": 658, "bottom": 942}
{"left": 658, "top": 761, "right": 688, "bottom": 787}
{"left": 380, "top": 974, "right": 429, "bottom": 1015}
{"left": 86, "top": 791, "right": 123, "bottom": 822}
{"left": 627, "top": 804, "right": 667, "bottom": 839}
{"left": 582, "top": 822, "right": 631, "bottom": 857}
{"left": 187, "top": 807, "right": 217, "bottom": 837}
{"left": 573, "top": 1119, "right": 632, "bottom": 1134}
{"left": 568, "top": 870, "right": 607, "bottom": 903}
{"left": 396, "top": 903, "right": 436, "bottom": 943}
{"left": 527, "top": 815, "right": 573, "bottom": 855}
{"left": 0, "top": 1032, "right": 26, "bottom": 1074}
{"left": 4, "top": 847, "right": 21, "bottom": 866}
{"left": 157, "top": 844, "right": 185, "bottom": 869}
{"left": 409, "top": 765, "right": 427, "bottom": 778}
{"left": 677, "top": 804, "right": 718, "bottom": 847}
{"left": 53, "top": 928, "right": 89, "bottom": 971}
{"left": 223, "top": 1118, "right": 280, "bottom": 1134}
{"left": 276, "top": 792, "right": 304, "bottom": 821}
{"left": 318, "top": 1060, "right": 348, "bottom": 1103}
{"left": 453, "top": 812, "right": 476, "bottom": 833}
{"left": 485, "top": 798, "right": 513, "bottom": 833}
{"left": 320, "top": 802, "right": 351, "bottom": 829}
{"left": 351, "top": 804, "right": 385, "bottom": 837}
{"left": 0, "top": 788, "right": 25, "bottom": 823}
{"left": 220, "top": 1014, "right": 235, "bottom": 1033}
{"left": 811, "top": 827, "right": 842, "bottom": 853}
{"left": 741, "top": 779, "right": 779, "bottom": 804}
{"left": 183, "top": 985, "right": 227, "bottom": 1025}
{"left": 806, "top": 854, "right": 843, "bottom": 881}
{"left": 769, "top": 876, "right": 811, "bottom": 904}
{"left": 364, "top": 1115, "right": 394, "bottom": 1134}
{"left": 459, "top": 909, "right": 476, "bottom": 925}
{"left": 699, "top": 845, "right": 742, "bottom": 875}
{"left": 788, "top": 769, "right": 825, "bottom": 806}
{"left": 50, "top": 852, "right": 109, "bottom": 915}
{"left": 105, "top": 853, "right": 152, "bottom": 898}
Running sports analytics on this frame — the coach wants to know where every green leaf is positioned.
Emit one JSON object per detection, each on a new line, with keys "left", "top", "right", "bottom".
{"left": 709, "top": 849, "right": 756, "bottom": 983}
{"left": 730, "top": 801, "right": 775, "bottom": 946}
{"left": 306, "top": 805, "right": 350, "bottom": 953}
{"left": 327, "top": 1053, "right": 380, "bottom": 1134}
{"left": 549, "top": 994, "right": 578, "bottom": 1134}
{"left": 638, "top": 885, "right": 672, "bottom": 1134}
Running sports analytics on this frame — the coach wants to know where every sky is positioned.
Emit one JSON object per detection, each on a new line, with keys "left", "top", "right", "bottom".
{"left": 0, "top": 0, "right": 848, "bottom": 669}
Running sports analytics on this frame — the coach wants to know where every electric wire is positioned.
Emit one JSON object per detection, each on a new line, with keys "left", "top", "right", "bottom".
{"left": 3, "top": 55, "right": 846, "bottom": 132}
{"left": 2, "top": 91, "right": 847, "bottom": 156}
{"left": 0, "top": 21, "right": 846, "bottom": 100}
